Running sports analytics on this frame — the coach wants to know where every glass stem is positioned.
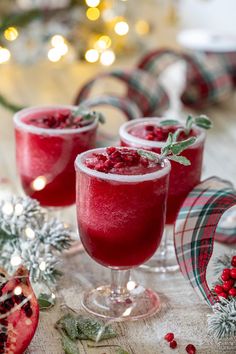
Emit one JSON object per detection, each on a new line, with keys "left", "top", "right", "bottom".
{"left": 158, "top": 224, "right": 174, "bottom": 258}
{"left": 110, "top": 269, "right": 130, "bottom": 301}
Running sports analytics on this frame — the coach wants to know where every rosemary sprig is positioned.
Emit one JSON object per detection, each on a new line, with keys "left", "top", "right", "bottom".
{"left": 137, "top": 132, "right": 196, "bottom": 166}
{"left": 159, "top": 114, "right": 213, "bottom": 139}
{"left": 71, "top": 107, "right": 105, "bottom": 125}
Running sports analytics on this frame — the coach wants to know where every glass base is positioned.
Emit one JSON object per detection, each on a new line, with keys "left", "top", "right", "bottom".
{"left": 140, "top": 225, "right": 179, "bottom": 273}
{"left": 82, "top": 283, "right": 161, "bottom": 321}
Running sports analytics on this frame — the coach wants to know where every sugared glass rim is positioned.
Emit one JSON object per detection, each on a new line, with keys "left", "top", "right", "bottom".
{"left": 13, "top": 105, "right": 98, "bottom": 135}
{"left": 119, "top": 117, "right": 206, "bottom": 149}
{"left": 75, "top": 147, "right": 171, "bottom": 183}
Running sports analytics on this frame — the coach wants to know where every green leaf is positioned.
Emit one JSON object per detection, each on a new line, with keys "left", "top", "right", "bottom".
{"left": 115, "top": 348, "right": 130, "bottom": 354}
{"left": 167, "top": 155, "right": 191, "bottom": 166}
{"left": 185, "top": 115, "right": 194, "bottom": 134}
{"left": 56, "top": 314, "right": 88, "bottom": 341}
{"left": 76, "top": 316, "right": 117, "bottom": 342}
{"left": 0, "top": 94, "right": 24, "bottom": 113}
{"left": 137, "top": 149, "right": 159, "bottom": 162}
{"left": 159, "top": 119, "right": 180, "bottom": 126}
{"left": 61, "top": 334, "right": 80, "bottom": 354}
{"left": 170, "top": 137, "right": 196, "bottom": 155}
{"left": 38, "top": 293, "right": 55, "bottom": 310}
{"left": 194, "top": 115, "right": 213, "bottom": 130}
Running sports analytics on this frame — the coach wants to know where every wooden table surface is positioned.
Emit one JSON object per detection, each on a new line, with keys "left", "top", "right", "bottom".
{"left": 0, "top": 50, "right": 236, "bottom": 353}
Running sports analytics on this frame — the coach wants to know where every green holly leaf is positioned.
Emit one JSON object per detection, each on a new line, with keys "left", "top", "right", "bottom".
{"left": 167, "top": 155, "right": 191, "bottom": 166}
{"left": 194, "top": 115, "right": 213, "bottom": 130}
{"left": 61, "top": 334, "right": 80, "bottom": 354}
{"left": 38, "top": 293, "right": 55, "bottom": 311}
{"left": 159, "top": 119, "right": 180, "bottom": 126}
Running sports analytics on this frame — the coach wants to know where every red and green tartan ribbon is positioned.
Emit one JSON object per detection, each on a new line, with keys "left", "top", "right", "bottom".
{"left": 174, "top": 177, "right": 236, "bottom": 307}
{"left": 74, "top": 69, "right": 170, "bottom": 116}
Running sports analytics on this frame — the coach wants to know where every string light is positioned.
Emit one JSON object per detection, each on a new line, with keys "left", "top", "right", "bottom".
{"left": 85, "top": 0, "right": 100, "bottom": 7}
{"left": 94, "top": 35, "right": 111, "bottom": 51}
{"left": 14, "top": 286, "right": 22, "bottom": 296}
{"left": 11, "top": 255, "right": 22, "bottom": 267}
{"left": 31, "top": 176, "right": 47, "bottom": 190}
{"left": 4, "top": 27, "right": 19, "bottom": 41}
{"left": 15, "top": 203, "right": 24, "bottom": 215}
{"left": 39, "top": 261, "right": 46, "bottom": 271}
{"left": 0, "top": 47, "right": 11, "bottom": 64}
{"left": 100, "top": 50, "right": 115, "bottom": 66}
{"left": 2, "top": 202, "right": 14, "bottom": 215}
{"left": 25, "top": 227, "right": 35, "bottom": 240}
{"left": 114, "top": 21, "right": 129, "bottom": 36}
{"left": 51, "top": 34, "right": 65, "bottom": 47}
{"left": 85, "top": 49, "right": 99, "bottom": 63}
{"left": 86, "top": 7, "right": 100, "bottom": 21}
{"left": 135, "top": 20, "right": 150, "bottom": 35}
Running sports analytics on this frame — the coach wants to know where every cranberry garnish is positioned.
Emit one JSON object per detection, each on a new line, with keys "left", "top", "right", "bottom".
{"left": 231, "top": 256, "right": 236, "bottom": 267}
{"left": 222, "top": 279, "right": 235, "bottom": 292}
{"left": 229, "top": 287, "right": 236, "bottom": 297}
{"left": 214, "top": 285, "right": 224, "bottom": 294}
{"left": 230, "top": 268, "right": 236, "bottom": 279}
{"left": 218, "top": 292, "right": 228, "bottom": 299}
{"left": 186, "top": 344, "right": 196, "bottom": 354}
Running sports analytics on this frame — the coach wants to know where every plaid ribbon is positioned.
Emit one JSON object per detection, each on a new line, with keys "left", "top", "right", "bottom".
{"left": 181, "top": 54, "right": 233, "bottom": 109}
{"left": 206, "top": 52, "right": 236, "bottom": 86}
{"left": 174, "top": 177, "right": 236, "bottom": 306}
{"left": 74, "top": 69, "right": 170, "bottom": 116}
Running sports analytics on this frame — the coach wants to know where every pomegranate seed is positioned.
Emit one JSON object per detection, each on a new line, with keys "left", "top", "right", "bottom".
{"left": 222, "top": 279, "right": 235, "bottom": 292}
{"left": 229, "top": 287, "right": 236, "bottom": 297}
{"left": 146, "top": 133, "right": 155, "bottom": 140}
{"left": 114, "top": 162, "right": 124, "bottom": 169}
{"left": 169, "top": 340, "right": 177, "bottom": 349}
{"left": 214, "top": 285, "right": 224, "bottom": 294}
{"left": 231, "top": 256, "right": 236, "bottom": 267}
{"left": 230, "top": 268, "right": 236, "bottom": 279}
{"left": 186, "top": 344, "right": 196, "bottom": 354}
{"left": 218, "top": 292, "right": 228, "bottom": 299}
{"left": 164, "top": 333, "right": 174, "bottom": 342}
{"left": 145, "top": 125, "right": 154, "bottom": 131}
{"left": 106, "top": 147, "right": 116, "bottom": 155}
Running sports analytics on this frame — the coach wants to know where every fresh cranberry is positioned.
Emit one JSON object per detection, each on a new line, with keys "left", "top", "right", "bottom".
{"left": 221, "top": 272, "right": 230, "bottom": 281}
{"left": 218, "top": 292, "right": 228, "bottom": 299}
{"left": 164, "top": 333, "right": 174, "bottom": 342}
{"left": 145, "top": 125, "right": 154, "bottom": 131}
{"left": 214, "top": 285, "right": 224, "bottom": 294}
{"left": 231, "top": 256, "right": 236, "bottom": 267}
{"left": 228, "top": 287, "right": 236, "bottom": 297}
{"left": 169, "top": 340, "right": 177, "bottom": 349}
{"left": 222, "top": 279, "right": 235, "bottom": 292}
{"left": 186, "top": 344, "right": 196, "bottom": 354}
{"left": 230, "top": 269, "right": 236, "bottom": 279}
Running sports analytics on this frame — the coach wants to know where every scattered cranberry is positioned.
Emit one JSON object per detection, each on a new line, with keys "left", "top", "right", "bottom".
{"left": 222, "top": 279, "right": 235, "bottom": 292}
{"left": 218, "top": 292, "right": 228, "bottom": 299}
{"left": 214, "top": 285, "right": 224, "bottom": 294}
{"left": 164, "top": 333, "right": 174, "bottom": 342}
{"left": 231, "top": 256, "right": 236, "bottom": 267}
{"left": 230, "top": 268, "right": 236, "bottom": 279}
{"left": 229, "top": 287, "right": 236, "bottom": 297}
{"left": 169, "top": 340, "right": 177, "bottom": 349}
{"left": 186, "top": 344, "right": 196, "bottom": 354}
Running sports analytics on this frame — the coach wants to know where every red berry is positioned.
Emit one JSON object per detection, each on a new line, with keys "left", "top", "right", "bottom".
{"left": 169, "top": 340, "right": 177, "bottom": 349}
{"left": 230, "top": 268, "right": 236, "bottom": 279}
{"left": 218, "top": 292, "right": 228, "bottom": 299}
{"left": 145, "top": 124, "right": 154, "bottom": 131}
{"left": 221, "top": 272, "right": 230, "bottom": 281}
{"left": 146, "top": 133, "right": 155, "bottom": 140}
{"left": 223, "top": 268, "right": 231, "bottom": 275}
{"left": 164, "top": 333, "right": 174, "bottom": 342}
{"left": 106, "top": 147, "right": 116, "bottom": 155}
{"left": 186, "top": 344, "right": 196, "bottom": 354}
{"left": 214, "top": 285, "right": 224, "bottom": 294}
{"left": 231, "top": 256, "right": 236, "bottom": 267}
{"left": 228, "top": 287, "right": 236, "bottom": 297}
{"left": 222, "top": 279, "right": 235, "bottom": 292}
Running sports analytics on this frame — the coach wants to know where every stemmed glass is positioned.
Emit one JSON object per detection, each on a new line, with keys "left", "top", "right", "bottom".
{"left": 119, "top": 118, "right": 206, "bottom": 272}
{"left": 13, "top": 105, "right": 98, "bottom": 208}
{"left": 75, "top": 147, "right": 170, "bottom": 320}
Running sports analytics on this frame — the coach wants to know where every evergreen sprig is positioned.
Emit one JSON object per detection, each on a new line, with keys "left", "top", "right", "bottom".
{"left": 208, "top": 298, "right": 236, "bottom": 339}
{"left": 0, "top": 196, "right": 72, "bottom": 285}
